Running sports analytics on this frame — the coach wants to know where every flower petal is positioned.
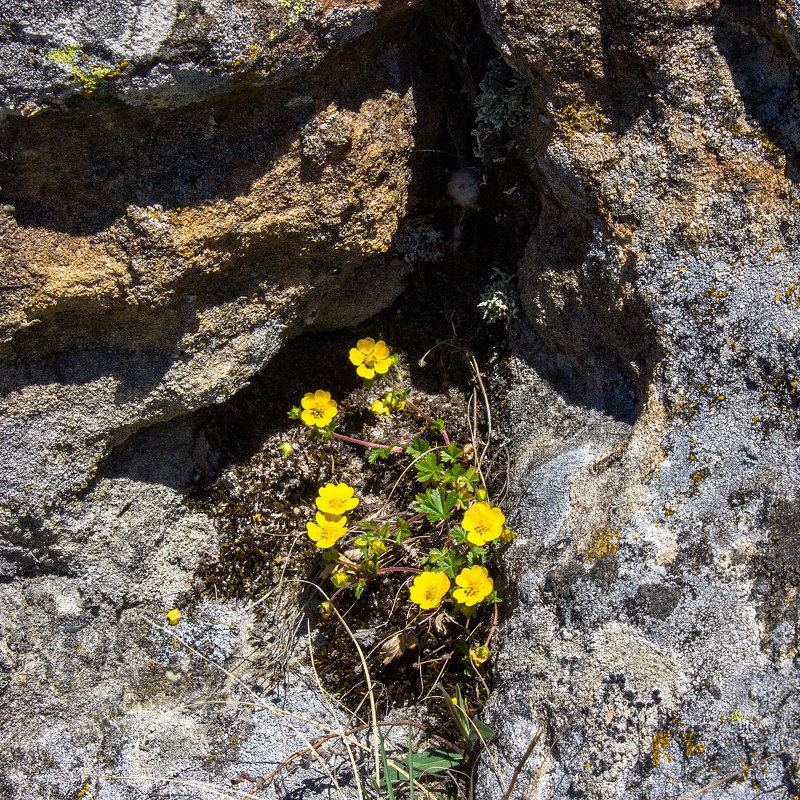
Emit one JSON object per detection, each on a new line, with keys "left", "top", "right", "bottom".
{"left": 357, "top": 364, "right": 376, "bottom": 379}
{"left": 373, "top": 340, "right": 390, "bottom": 359}
{"left": 357, "top": 337, "right": 376, "bottom": 354}
{"left": 349, "top": 348, "right": 366, "bottom": 366}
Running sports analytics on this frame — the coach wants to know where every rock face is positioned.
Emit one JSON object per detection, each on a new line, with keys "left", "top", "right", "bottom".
{"left": 0, "top": 0, "right": 391, "bottom": 112}
{"left": 0, "top": 0, "right": 442, "bottom": 795}
{"left": 3, "top": 0, "right": 800, "bottom": 797}
{"left": 476, "top": 0, "right": 800, "bottom": 798}
{"left": 0, "top": 3, "right": 420, "bottom": 553}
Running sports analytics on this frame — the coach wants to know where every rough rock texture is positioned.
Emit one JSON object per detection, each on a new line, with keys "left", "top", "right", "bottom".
{"left": 3, "top": 0, "right": 800, "bottom": 797}
{"left": 0, "top": 0, "right": 398, "bottom": 112}
{"left": 0, "top": 0, "right": 445, "bottom": 795}
{"left": 0, "top": 8, "right": 421, "bottom": 547}
{"left": 477, "top": 0, "right": 800, "bottom": 798}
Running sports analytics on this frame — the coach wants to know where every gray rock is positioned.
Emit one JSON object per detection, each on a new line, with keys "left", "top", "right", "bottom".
{"left": 0, "top": 0, "right": 381, "bottom": 112}
{"left": 476, "top": 0, "right": 800, "bottom": 797}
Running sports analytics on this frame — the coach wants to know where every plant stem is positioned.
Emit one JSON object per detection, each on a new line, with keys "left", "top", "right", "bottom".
{"left": 484, "top": 602, "right": 499, "bottom": 647}
{"left": 332, "top": 432, "right": 405, "bottom": 452}
{"left": 405, "top": 399, "right": 451, "bottom": 445}
{"left": 377, "top": 566, "right": 422, "bottom": 575}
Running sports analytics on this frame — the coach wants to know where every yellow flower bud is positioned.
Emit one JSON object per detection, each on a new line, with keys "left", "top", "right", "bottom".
{"left": 500, "top": 527, "right": 515, "bottom": 543}
{"left": 331, "top": 571, "right": 349, "bottom": 588}
{"left": 371, "top": 540, "right": 387, "bottom": 556}
{"left": 166, "top": 609, "right": 181, "bottom": 625}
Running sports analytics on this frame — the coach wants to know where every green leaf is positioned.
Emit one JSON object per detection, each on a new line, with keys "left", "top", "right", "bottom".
{"left": 394, "top": 519, "right": 411, "bottom": 543}
{"left": 407, "top": 437, "right": 432, "bottom": 459}
{"left": 415, "top": 452, "right": 444, "bottom": 484}
{"left": 378, "top": 729, "right": 396, "bottom": 800}
{"left": 382, "top": 749, "right": 463, "bottom": 783}
{"left": 450, "top": 526, "right": 468, "bottom": 545}
{"left": 414, "top": 488, "right": 458, "bottom": 522}
{"left": 465, "top": 547, "right": 486, "bottom": 566}
{"left": 425, "top": 546, "right": 466, "bottom": 578}
{"left": 468, "top": 718, "right": 496, "bottom": 744}
{"left": 368, "top": 447, "right": 392, "bottom": 464}
{"left": 439, "top": 684, "right": 470, "bottom": 743}
{"left": 440, "top": 443, "right": 463, "bottom": 463}
{"left": 445, "top": 464, "right": 480, "bottom": 494}
{"left": 408, "top": 728, "right": 414, "bottom": 800}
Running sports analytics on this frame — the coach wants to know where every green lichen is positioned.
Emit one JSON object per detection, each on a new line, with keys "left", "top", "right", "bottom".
{"left": 47, "top": 45, "right": 113, "bottom": 90}
{"left": 279, "top": 0, "right": 308, "bottom": 23}
{"left": 472, "top": 59, "right": 530, "bottom": 161}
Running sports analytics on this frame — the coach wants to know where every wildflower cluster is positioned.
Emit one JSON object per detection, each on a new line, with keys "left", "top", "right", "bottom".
{"left": 290, "top": 338, "right": 512, "bottom": 633}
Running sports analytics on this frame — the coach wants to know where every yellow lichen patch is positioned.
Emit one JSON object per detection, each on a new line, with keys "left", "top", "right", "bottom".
{"left": 556, "top": 102, "right": 612, "bottom": 141}
{"left": 775, "top": 281, "right": 800, "bottom": 308}
{"left": 681, "top": 727, "right": 705, "bottom": 759}
{"left": 651, "top": 729, "right": 672, "bottom": 766}
{"left": 585, "top": 527, "right": 621, "bottom": 562}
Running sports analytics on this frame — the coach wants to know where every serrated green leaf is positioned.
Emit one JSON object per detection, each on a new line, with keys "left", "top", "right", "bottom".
{"left": 440, "top": 443, "right": 463, "bottom": 463}
{"left": 414, "top": 488, "right": 458, "bottom": 522}
{"left": 416, "top": 452, "right": 445, "bottom": 484}
{"left": 368, "top": 447, "right": 391, "bottom": 464}
{"left": 407, "top": 437, "right": 432, "bottom": 459}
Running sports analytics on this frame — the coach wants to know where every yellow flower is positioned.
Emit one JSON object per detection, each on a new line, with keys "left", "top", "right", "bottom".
{"left": 499, "top": 526, "right": 515, "bottom": 543}
{"left": 469, "top": 645, "right": 491, "bottom": 666}
{"left": 452, "top": 565, "right": 493, "bottom": 606}
{"left": 316, "top": 482, "right": 360, "bottom": 515}
{"left": 166, "top": 609, "right": 182, "bottom": 625}
{"left": 372, "top": 398, "right": 391, "bottom": 416}
{"left": 371, "top": 540, "right": 387, "bottom": 556}
{"left": 300, "top": 390, "right": 338, "bottom": 427}
{"left": 462, "top": 502, "right": 505, "bottom": 546}
{"left": 306, "top": 511, "right": 347, "bottom": 549}
{"left": 331, "top": 571, "right": 350, "bottom": 587}
{"left": 372, "top": 392, "right": 406, "bottom": 416}
{"left": 349, "top": 338, "right": 392, "bottom": 380}
{"left": 409, "top": 571, "right": 451, "bottom": 610}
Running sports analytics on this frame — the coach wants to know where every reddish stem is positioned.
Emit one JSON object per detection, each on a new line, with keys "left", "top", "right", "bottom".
{"left": 376, "top": 566, "right": 422, "bottom": 575}
{"left": 484, "top": 602, "right": 499, "bottom": 647}
{"left": 332, "top": 432, "right": 405, "bottom": 452}
{"left": 405, "top": 400, "right": 451, "bottom": 445}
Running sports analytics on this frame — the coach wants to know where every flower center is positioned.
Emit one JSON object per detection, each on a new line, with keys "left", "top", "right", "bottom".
{"left": 311, "top": 406, "right": 325, "bottom": 418}
{"left": 363, "top": 353, "right": 376, "bottom": 368}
